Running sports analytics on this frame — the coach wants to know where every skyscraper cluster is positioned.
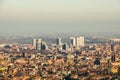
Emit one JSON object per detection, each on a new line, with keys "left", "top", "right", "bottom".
{"left": 56, "top": 36, "right": 85, "bottom": 51}
{"left": 32, "top": 39, "right": 48, "bottom": 50}
{"left": 32, "top": 37, "right": 85, "bottom": 51}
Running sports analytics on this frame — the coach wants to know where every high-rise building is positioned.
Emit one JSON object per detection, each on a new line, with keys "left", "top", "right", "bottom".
{"left": 70, "top": 37, "right": 76, "bottom": 46}
{"left": 41, "top": 41, "right": 48, "bottom": 50}
{"left": 33, "top": 39, "right": 41, "bottom": 50}
{"left": 76, "top": 37, "right": 85, "bottom": 47}
{"left": 56, "top": 38, "right": 62, "bottom": 45}
{"left": 33, "top": 39, "right": 37, "bottom": 49}
{"left": 37, "top": 39, "right": 41, "bottom": 50}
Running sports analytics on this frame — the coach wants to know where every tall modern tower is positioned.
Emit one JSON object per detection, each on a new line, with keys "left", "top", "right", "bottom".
{"left": 41, "top": 41, "right": 48, "bottom": 50}
{"left": 33, "top": 39, "right": 37, "bottom": 49}
{"left": 56, "top": 38, "right": 62, "bottom": 46}
{"left": 70, "top": 37, "right": 76, "bottom": 46}
{"left": 33, "top": 39, "right": 41, "bottom": 50}
{"left": 37, "top": 39, "right": 41, "bottom": 50}
{"left": 76, "top": 37, "right": 85, "bottom": 47}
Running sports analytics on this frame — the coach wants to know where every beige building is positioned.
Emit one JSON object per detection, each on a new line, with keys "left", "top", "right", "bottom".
{"left": 76, "top": 37, "right": 85, "bottom": 47}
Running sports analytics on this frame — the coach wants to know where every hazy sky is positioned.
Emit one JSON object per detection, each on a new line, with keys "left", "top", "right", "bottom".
{"left": 0, "top": 0, "right": 120, "bottom": 34}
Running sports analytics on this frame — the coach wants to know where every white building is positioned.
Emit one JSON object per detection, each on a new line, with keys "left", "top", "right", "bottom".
{"left": 76, "top": 37, "right": 85, "bottom": 47}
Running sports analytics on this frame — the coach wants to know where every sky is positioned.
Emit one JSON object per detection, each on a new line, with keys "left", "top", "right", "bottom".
{"left": 0, "top": 0, "right": 120, "bottom": 34}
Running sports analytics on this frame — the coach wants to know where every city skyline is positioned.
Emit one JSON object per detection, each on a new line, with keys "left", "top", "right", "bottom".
{"left": 1, "top": 1, "right": 120, "bottom": 79}
{"left": 0, "top": 0, "right": 120, "bottom": 34}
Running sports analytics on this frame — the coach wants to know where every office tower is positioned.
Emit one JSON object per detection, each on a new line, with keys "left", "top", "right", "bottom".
{"left": 32, "top": 39, "right": 41, "bottom": 50}
{"left": 62, "top": 43, "right": 69, "bottom": 51}
{"left": 56, "top": 38, "right": 62, "bottom": 45}
{"left": 76, "top": 37, "right": 85, "bottom": 47}
{"left": 37, "top": 39, "right": 41, "bottom": 50}
{"left": 41, "top": 41, "right": 48, "bottom": 50}
{"left": 33, "top": 39, "right": 37, "bottom": 49}
{"left": 70, "top": 37, "right": 76, "bottom": 46}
